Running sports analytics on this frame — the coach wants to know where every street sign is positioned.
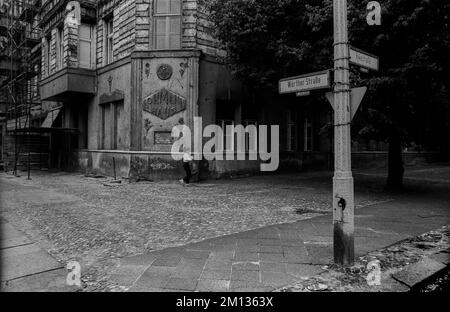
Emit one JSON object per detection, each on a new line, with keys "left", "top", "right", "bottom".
{"left": 326, "top": 86, "right": 367, "bottom": 121}
{"left": 349, "top": 46, "right": 379, "bottom": 71}
{"left": 279, "top": 70, "right": 331, "bottom": 94}
{"left": 296, "top": 91, "right": 311, "bottom": 97}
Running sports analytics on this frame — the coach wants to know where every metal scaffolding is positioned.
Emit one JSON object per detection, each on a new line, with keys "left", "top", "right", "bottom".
{"left": 0, "top": 0, "right": 43, "bottom": 178}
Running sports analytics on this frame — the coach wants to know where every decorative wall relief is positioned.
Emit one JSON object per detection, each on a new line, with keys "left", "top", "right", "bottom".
{"left": 107, "top": 76, "right": 113, "bottom": 92}
{"left": 144, "top": 118, "right": 153, "bottom": 133}
{"left": 156, "top": 64, "right": 173, "bottom": 81}
{"left": 179, "top": 62, "right": 189, "bottom": 78}
{"left": 143, "top": 88, "right": 187, "bottom": 120}
{"left": 170, "top": 61, "right": 189, "bottom": 90}
{"left": 144, "top": 63, "right": 150, "bottom": 78}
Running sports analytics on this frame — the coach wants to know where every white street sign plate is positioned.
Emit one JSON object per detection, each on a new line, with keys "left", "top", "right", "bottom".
{"left": 279, "top": 70, "right": 331, "bottom": 94}
{"left": 349, "top": 46, "right": 379, "bottom": 71}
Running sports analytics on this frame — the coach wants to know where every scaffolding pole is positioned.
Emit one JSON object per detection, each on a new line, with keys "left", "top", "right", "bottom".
{"left": 1, "top": 0, "right": 42, "bottom": 177}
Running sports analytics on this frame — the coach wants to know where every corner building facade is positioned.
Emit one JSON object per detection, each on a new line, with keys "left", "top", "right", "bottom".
{"left": 39, "top": 0, "right": 271, "bottom": 180}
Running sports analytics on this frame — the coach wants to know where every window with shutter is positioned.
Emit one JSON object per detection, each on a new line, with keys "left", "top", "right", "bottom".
{"left": 100, "top": 101, "right": 124, "bottom": 150}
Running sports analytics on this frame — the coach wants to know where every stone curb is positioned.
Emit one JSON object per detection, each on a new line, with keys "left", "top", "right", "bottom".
{"left": 391, "top": 251, "right": 449, "bottom": 290}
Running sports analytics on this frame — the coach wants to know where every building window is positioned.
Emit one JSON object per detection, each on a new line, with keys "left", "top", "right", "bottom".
{"left": 104, "top": 17, "right": 114, "bottom": 65}
{"left": 243, "top": 119, "right": 258, "bottom": 152}
{"left": 287, "top": 110, "right": 297, "bottom": 151}
{"left": 304, "top": 115, "right": 313, "bottom": 152}
{"left": 56, "top": 27, "right": 64, "bottom": 69}
{"left": 216, "top": 119, "right": 234, "bottom": 152}
{"left": 79, "top": 23, "right": 95, "bottom": 69}
{"left": 45, "top": 35, "right": 51, "bottom": 75}
{"left": 100, "top": 101, "right": 123, "bottom": 150}
{"left": 154, "top": 0, "right": 181, "bottom": 50}
{"left": 32, "top": 64, "right": 39, "bottom": 98}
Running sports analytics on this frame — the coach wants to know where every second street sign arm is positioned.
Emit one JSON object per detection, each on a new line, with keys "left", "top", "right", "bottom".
{"left": 349, "top": 46, "right": 379, "bottom": 71}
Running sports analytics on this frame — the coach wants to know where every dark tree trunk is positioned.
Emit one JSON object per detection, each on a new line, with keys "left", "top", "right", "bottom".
{"left": 386, "top": 124, "right": 404, "bottom": 191}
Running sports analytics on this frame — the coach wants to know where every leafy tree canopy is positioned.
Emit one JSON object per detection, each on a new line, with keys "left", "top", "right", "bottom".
{"left": 208, "top": 0, "right": 450, "bottom": 151}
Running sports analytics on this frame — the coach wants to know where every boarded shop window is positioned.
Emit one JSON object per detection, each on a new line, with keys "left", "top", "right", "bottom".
{"left": 79, "top": 24, "right": 95, "bottom": 69}
{"left": 100, "top": 101, "right": 123, "bottom": 150}
{"left": 104, "top": 17, "right": 114, "bottom": 65}
{"left": 112, "top": 101, "right": 123, "bottom": 150}
{"left": 287, "top": 110, "right": 297, "bottom": 151}
{"left": 100, "top": 103, "right": 108, "bottom": 149}
{"left": 154, "top": 0, "right": 181, "bottom": 50}
{"left": 304, "top": 115, "right": 313, "bottom": 152}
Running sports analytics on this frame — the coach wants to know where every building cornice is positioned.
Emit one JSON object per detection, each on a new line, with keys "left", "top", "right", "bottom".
{"left": 131, "top": 50, "right": 202, "bottom": 59}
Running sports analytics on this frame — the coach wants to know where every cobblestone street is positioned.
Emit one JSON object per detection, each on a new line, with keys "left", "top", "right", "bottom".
{"left": 0, "top": 170, "right": 392, "bottom": 290}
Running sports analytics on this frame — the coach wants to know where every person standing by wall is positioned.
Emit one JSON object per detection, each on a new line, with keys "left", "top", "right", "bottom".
{"left": 180, "top": 148, "right": 193, "bottom": 185}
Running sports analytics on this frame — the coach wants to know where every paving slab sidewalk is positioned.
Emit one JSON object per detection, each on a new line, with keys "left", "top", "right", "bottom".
{"left": 109, "top": 195, "right": 449, "bottom": 292}
{"left": 0, "top": 220, "right": 75, "bottom": 292}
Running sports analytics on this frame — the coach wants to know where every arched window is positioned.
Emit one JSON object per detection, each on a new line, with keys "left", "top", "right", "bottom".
{"left": 154, "top": 0, "right": 181, "bottom": 50}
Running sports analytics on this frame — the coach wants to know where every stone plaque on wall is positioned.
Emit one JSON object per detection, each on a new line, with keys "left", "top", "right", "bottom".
{"left": 143, "top": 88, "right": 187, "bottom": 120}
{"left": 154, "top": 131, "right": 175, "bottom": 145}
{"left": 156, "top": 64, "right": 173, "bottom": 80}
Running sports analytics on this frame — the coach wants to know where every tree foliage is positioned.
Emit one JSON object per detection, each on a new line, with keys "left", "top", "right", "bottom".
{"left": 208, "top": 0, "right": 334, "bottom": 89}
{"left": 208, "top": 0, "right": 450, "bottom": 138}
{"left": 350, "top": 0, "right": 450, "bottom": 151}
{"left": 208, "top": 0, "right": 450, "bottom": 188}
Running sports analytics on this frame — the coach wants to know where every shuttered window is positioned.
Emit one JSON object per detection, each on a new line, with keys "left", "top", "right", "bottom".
{"left": 154, "top": 0, "right": 181, "bottom": 50}
{"left": 100, "top": 101, "right": 124, "bottom": 150}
